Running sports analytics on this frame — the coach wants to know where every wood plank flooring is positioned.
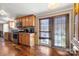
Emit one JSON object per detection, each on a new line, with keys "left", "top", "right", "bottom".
{"left": 0, "top": 38, "right": 70, "bottom": 56}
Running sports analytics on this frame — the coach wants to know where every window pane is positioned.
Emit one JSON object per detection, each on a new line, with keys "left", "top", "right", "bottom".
{"left": 55, "top": 35, "right": 62, "bottom": 46}
{"left": 40, "top": 19, "right": 49, "bottom": 26}
{"left": 40, "top": 39, "right": 49, "bottom": 45}
{"left": 40, "top": 19, "right": 49, "bottom": 31}
{"left": 61, "top": 35, "right": 66, "bottom": 47}
{"left": 41, "top": 32, "right": 49, "bottom": 37}
{"left": 41, "top": 26, "right": 49, "bottom": 31}
{"left": 55, "top": 24, "right": 62, "bottom": 35}
{"left": 61, "top": 16, "right": 66, "bottom": 24}
{"left": 61, "top": 24, "right": 66, "bottom": 35}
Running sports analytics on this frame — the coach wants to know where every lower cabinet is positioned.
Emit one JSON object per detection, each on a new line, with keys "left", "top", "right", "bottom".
{"left": 4, "top": 32, "right": 11, "bottom": 41}
{"left": 24, "top": 33, "right": 30, "bottom": 46}
{"left": 19, "top": 32, "right": 34, "bottom": 46}
{"left": 10, "top": 33, "right": 14, "bottom": 42}
{"left": 19, "top": 33, "right": 22, "bottom": 44}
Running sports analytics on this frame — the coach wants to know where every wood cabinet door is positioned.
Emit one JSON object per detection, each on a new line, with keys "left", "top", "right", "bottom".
{"left": 22, "top": 33, "right": 25, "bottom": 45}
{"left": 29, "top": 15, "right": 35, "bottom": 26}
{"left": 28, "top": 16, "right": 32, "bottom": 26}
{"left": 21, "top": 17, "right": 23, "bottom": 27}
{"left": 21, "top": 33, "right": 24, "bottom": 45}
{"left": 22, "top": 17, "right": 26, "bottom": 27}
{"left": 32, "top": 16, "right": 36, "bottom": 26}
{"left": 22, "top": 33, "right": 26, "bottom": 45}
{"left": 19, "top": 33, "right": 22, "bottom": 44}
{"left": 25, "top": 17, "right": 29, "bottom": 26}
{"left": 25, "top": 34, "right": 30, "bottom": 46}
{"left": 4, "top": 32, "right": 8, "bottom": 40}
{"left": 21, "top": 18, "right": 24, "bottom": 27}
{"left": 24, "top": 33, "right": 26, "bottom": 45}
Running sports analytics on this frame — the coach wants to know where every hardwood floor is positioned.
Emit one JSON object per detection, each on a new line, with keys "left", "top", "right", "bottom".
{"left": 0, "top": 38, "right": 70, "bottom": 56}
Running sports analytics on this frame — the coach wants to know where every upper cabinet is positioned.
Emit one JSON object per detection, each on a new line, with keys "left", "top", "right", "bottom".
{"left": 16, "top": 15, "right": 36, "bottom": 27}
{"left": 22, "top": 17, "right": 26, "bottom": 27}
{"left": 28, "top": 15, "right": 36, "bottom": 26}
{"left": 25, "top": 16, "right": 29, "bottom": 26}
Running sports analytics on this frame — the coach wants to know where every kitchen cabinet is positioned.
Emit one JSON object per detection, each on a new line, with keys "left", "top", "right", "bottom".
{"left": 4, "top": 32, "right": 9, "bottom": 40}
{"left": 28, "top": 15, "right": 36, "bottom": 26}
{"left": 25, "top": 16, "right": 29, "bottom": 26}
{"left": 19, "top": 32, "right": 23, "bottom": 44}
{"left": 22, "top": 17, "right": 26, "bottom": 27}
{"left": 22, "top": 34, "right": 26, "bottom": 45}
{"left": 19, "top": 32, "right": 30, "bottom": 45}
{"left": 19, "top": 32, "right": 35, "bottom": 46}
{"left": 4, "top": 32, "right": 11, "bottom": 41}
{"left": 10, "top": 33, "right": 14, "bottom": 42}
{"left": 16, "top": 15, "right": 36, "bottom": 27}
{"left": 24, "top": 33, "right": 30, "bottom": 46}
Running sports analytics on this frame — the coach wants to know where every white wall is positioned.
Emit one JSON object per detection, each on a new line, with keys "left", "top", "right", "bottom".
{"left": 3, "top": 24, "right": 9, "bottom": 32}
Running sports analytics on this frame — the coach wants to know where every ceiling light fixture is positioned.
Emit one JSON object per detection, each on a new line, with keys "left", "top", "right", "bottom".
{"left": 0, "top": 9, "right": 11, "bottom": 22}
{"left": 0, "top": 9, "right": 8, "bottom": 16}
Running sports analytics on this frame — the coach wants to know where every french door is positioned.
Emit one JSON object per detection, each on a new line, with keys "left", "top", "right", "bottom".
{"left": 39, "top": 19, "right": 50, "bottom": 46}
{"left": 39, "top": 14, "right": 69, "bottom": 48}
{"left": 53, "top": 15, "right": 69, "bottom": 48}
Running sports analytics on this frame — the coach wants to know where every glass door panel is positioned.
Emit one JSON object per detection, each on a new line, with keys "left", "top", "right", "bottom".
{"left": 41, "top": 32, "right": 49, "bottom": 38}
{"left": 54, "top": 15, "right": 66, "bottom": 48}
{"left": 40, "top": 19, "right": 50, "bottom": 46}
{"left": 41, "top": 26, "right": 49, "bottom": 31}
{"left": 40, "top": 39, "right": 49, "bottom": 45}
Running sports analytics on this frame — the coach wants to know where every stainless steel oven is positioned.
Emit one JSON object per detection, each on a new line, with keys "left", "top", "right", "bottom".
{"left": 12, "top": 30, "right": 19, "bottom": 44}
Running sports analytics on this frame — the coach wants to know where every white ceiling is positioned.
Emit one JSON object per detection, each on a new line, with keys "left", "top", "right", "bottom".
{"left": 0, "top": 3, "right": 73, "bottom": 18}
{"left": 0, "top": 3, "right": 73, "bottom": 24}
